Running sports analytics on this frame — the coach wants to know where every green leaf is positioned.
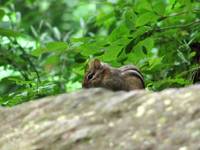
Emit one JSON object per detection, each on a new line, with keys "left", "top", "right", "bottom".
{"left": 135, "top": 0, "right": 152, "bottom": 12}
{"left": 131, "top": 26, "right": 150, "bottom": 39}
{"left": 0, "top": 97, "right": 4, "bottom": 105}
{"left": 132, "top": 37, "right": 154, "bottom": 55}
{"left": 153, "top": 77, "right": 191, "bottom": 90}
{"left": 43, "top": 54, "right": 60, "bottom": 65}
{"left": 109, "top": 24, "right": 129, "bottom": 42}
{"left": 100, "top": 45, "right": 123, "bottom": 61}
{"left": 0, "top": 9, "right": 5, "bottom": 20}
{"left": 153, "top": 1, "right": 166, "bottom": 16}
{"left": 0, "top": 28, "right": 20, "bottom": 37}
{"left": 179, "top": 0, "right": 191, "bottom": 10}
{"left": 79, "top": 37, "right": 108, "bottom": 56}
{"left": 71, "top": 37, "right": 91, "bottom": 43}
{"left": 142, "top": 37, "right": 154, "bottom": 50}
{"left": 8, "top": 77, "right": 34, "bottom": 85}
{"left": 148, "top": 57, "right": 163, "bottom": 71}
{"left": 32, "top": 42, "right": 68, "bottom": 56}
{"left": 123, "top": 8, "right": 137, "bottom": 29}
{"left": 135, "top": 12, "right": 158, "bottom": 27}
{"left": 80, "top": 43, "right": 100, "bottom": 56}
{"left": 31, "top": 47, "right": 45, "bottom": 56}
{"left": 46, "top": 42, "right": 68, "bottom": 52}
{"left": 127, "top": 44, "right": 146, "bottom": 65}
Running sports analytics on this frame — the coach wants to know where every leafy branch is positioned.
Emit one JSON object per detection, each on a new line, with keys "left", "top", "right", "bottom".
{"left": 158, "top": 9, "right": 200, "bottom": 21}
{"left": 154, "top": 19, "right": 200, "bottom": 32}
{"left": 125, "top": 19, "right": 200, "bottom": 53}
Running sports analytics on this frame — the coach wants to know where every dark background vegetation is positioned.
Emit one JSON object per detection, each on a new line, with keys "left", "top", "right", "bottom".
{"left": 0, "top": 0, "right": 200, "bottom": 106}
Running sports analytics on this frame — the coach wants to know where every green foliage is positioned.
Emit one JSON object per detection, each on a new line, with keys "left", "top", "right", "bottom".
{"left": 0, "top": 0, "right": 200, "bottom": 106}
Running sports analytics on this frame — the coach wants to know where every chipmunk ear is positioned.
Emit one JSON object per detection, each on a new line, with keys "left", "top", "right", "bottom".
{"left": 93, "top": 59, "right": 101, "bottom": 69}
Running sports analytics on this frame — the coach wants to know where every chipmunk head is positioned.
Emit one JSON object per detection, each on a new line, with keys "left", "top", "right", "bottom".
{"left": 82, "top": 59, "right": 109, "bottom": 88}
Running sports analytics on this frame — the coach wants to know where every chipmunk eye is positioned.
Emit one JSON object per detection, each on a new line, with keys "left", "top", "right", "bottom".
{"left": 87, "top": 72, "right": 95, "bottom": 80}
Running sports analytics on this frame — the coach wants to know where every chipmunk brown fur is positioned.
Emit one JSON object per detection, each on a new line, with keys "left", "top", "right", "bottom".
{"left": 82, "top": 59, "right": 145, "bottom": 91}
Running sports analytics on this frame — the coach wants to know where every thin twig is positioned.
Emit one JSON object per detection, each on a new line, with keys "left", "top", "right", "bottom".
{"left": 158, "top": 9, "right": 200, "bottom": 21}
{"left": 154, "top": 19, "right": 200, "bottom": 32}
{"left": 9, "top": 38, "right": 41, "bottom": 83}
{"left": 126, "top": 19, "right": 200, "bottom": 53}
{"left": 17, "top": 43, "right": 41, "bottom": 83}
{"left": 177, "top": 65, "right": 200, "bottom": 78}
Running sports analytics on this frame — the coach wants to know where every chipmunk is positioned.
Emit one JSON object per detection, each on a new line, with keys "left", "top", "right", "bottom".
{"left": 82, "top": 59, "right": 145, "bottom": 91}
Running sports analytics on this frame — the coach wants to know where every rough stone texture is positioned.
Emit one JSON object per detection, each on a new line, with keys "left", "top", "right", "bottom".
{"left": 0, "top": 85, "right": 200, "bottom": 150}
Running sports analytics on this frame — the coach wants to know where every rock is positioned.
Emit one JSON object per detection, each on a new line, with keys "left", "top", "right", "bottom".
{"left": 0, "top": 85, "right": 200, "bottom": 150}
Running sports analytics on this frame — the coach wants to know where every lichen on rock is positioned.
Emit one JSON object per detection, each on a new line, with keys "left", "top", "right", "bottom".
{"left": 0, "top": 85, "right": 200, "bottom": 150}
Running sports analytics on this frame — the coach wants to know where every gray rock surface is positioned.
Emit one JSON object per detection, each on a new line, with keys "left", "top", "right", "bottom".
{"left": 0, "top": 85, "right": 200, "bottom": 150}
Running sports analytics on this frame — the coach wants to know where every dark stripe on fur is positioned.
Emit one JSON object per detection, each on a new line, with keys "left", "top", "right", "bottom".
{"left": 122, "top": 68, "right": 145, "bottom": 88}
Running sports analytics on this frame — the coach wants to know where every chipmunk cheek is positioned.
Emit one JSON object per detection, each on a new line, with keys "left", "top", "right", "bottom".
{"left": 102, "top": 69, "right": 110, "bottom": 79}
{"left": 90, "top": 75, "right": 99, "bottom": 85}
